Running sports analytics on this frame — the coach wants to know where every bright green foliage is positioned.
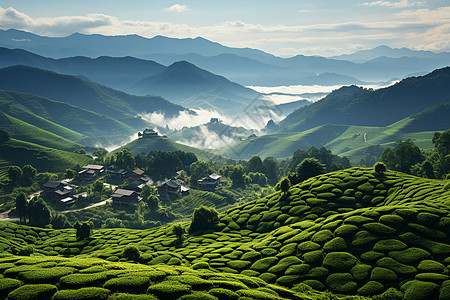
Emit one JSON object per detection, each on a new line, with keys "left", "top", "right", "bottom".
{"left": 189, "top": 206, "right": 219, "bottom": 233}
{"left": 52, "top": 287, "right": 111, "bottom": 300}
{"left": 7, "top": 284, "right": 57, "bottom": 300}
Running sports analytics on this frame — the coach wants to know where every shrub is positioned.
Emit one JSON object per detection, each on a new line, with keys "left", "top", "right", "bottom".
{"left": 189, "top": 206, "right": 219, "bottom": 233}
{"left": 7, "top": 284, "right": 57, "bottom": 300}
{"left": 52, "top": 287, "right": 111, "bottom": 300}
{"left": 0, "top": 278, "right": 22, "bottom": 298}
{"left": 374, "top": 162, "right": 387, "bottom": 174}
{"left": 122, "top": 246, "right": 140, "bottom": 262}
{"left": 323, "top": 252, "right": 357, "bottom": 270}
{"left": 147, "top": 281, "right": 191, "bottom": 299}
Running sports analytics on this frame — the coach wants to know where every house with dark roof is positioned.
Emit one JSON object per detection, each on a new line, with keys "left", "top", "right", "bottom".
{"left": 107, "top": 165, "right": 128, "bottom": 179}
{"left": 127, "top": 168, "right": 145, "bottom": 182}
{"left": 111, "top": 188, "right": 140, "bottom": 205}
{"left": 198, "top": 173, "right": 221, "bottom": 189}
{"left": 43, "top": 181, "right": 78, "bottom": 203}
{"left": 157, "top": 179, "right": 190, "bottom": 197}
{"left": 138, "top": 128, "right": 158, "bottom": 138}
{"left": 78, "top": 164, "right": 105, "bottom": 181}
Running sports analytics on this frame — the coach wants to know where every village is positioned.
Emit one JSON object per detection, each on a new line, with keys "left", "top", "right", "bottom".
{"left": 42, "top": 129, "right": 222, "bottom": 210}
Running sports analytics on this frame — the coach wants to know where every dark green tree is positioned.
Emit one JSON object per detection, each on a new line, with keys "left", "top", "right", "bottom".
{"left": 172, "top": 224, "right": 184, "bottom": 240}
{"left": 374, "top": 162, "right": 387, "bottom": 174}
{"left": 279, "top": 177, "right": 291, "bottom": 194}
{"left": 246, "top": 156, "right": 265, "bottom": 174}
{"left": 123, "top": 246, "right": 140, "bottom": 262}
{"left": 8, "top": 166, "right": 22, "bottom": 184}
{"left": 145, "top": 195, "right": 160, "bottom": 211}
{"left": 263, "top": 157, "right": 279, "bottom": 185}
{"left": 74, "top": 221, "right": 93, "bottom": 240}
{"left": 381, "top": 139, "right": 424, "bottom": 174}
{"left": 51, "top": 214, "right": 71, "bottom": 229}
{"left": 28, "top": 197, "right": 52, "bottom": 227}
{"left": 189, "top": 206, "right": 219, "bottom": 233}
{"left": 229, "top": 165, "right": 245, "bottom": 188}
{"left": 15, "top": 192, "right": 28, "bottom": 222}
{"left": 0, "top": 129, "right": 11, "bottom": 143}
{"left": 65, "top": 169, "right": 77, "bottom": 179}
{"left": 296, "top": 158, "right": 325, "bottom": 182}
{"left": 22, "top": 165, "right": 37, "bottom": 183}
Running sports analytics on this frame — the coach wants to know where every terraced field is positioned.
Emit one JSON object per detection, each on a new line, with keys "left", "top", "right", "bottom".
{"left": 1, "top": 167, "right": 449, "bottom": 299}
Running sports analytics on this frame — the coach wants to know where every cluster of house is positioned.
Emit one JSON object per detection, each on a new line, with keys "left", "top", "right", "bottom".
{"left": 43, "top": 164, "right": 222, "bottom": 207}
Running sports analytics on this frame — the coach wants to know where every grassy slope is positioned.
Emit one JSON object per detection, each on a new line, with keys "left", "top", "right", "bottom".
{"left": 0, "top": 113, "right": 81, "bottom": 151}
{"left": 115, "top": 136, "right": 219, "bottom": 161}
{"left": 0, "top": 139, "right": 92, "bottom": 172}
{"left": 0, "top": 167, "right": 449, "bottom": 299}
{"left": 224, "top": 120, "right": 436, "bottom": 162}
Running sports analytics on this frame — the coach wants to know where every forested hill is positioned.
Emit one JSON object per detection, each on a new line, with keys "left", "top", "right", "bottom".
{"left": 279, "top": 67, "right": 450, "bottom": 132}
{"left": 0, "top": 65, "right": 189, "bottom": 126}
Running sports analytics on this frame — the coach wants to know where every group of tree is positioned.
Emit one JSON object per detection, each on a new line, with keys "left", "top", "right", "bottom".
{"left": 380, "top": 130, "right": 450, "bottom": 179}
{"left": 135, "top": 150, "right": 198, "bottom": 179}
{"left": 106, "top": 149, "right": 136, "bottom": 170}
{"left": 8, "top": 165, "right": 37, "bottom": 185}
{"left": 286, "top": 146, "right": 351, "bottom": 174}
{"left": 15, "top": 192, "right": 70, "bottom": 228}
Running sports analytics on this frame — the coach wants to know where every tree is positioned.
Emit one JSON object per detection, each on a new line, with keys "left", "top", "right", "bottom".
{"left": 279, "top": 177, "right": 291, "bottom": 194}
{"left": 229, "top": 165, "right": 245, "bottom": 188}
{"left": 246, "top": 156, "right": 265, "bottom": 174}
{"left": 296, "top": 158, "right": 325, "bottom": 182}
{"left": 172, "top": 224, "right": 184, "bottom": 240}
{"left": 52, "top": 214, "right": 71, "bottom": 229}
{"left": 123, "top": 246, "right": 140, "bottom": 262}
{"left": 28, "top": 197, "right": 52, "bottom": 227}
{"left": 15, "top": 192, "right": 28, "bottom": 222}
{"left": 189, "top": 161, "right": 212, "bottom": 184}
{"left": 8, "top": 166, "right": 22, "bottom": 184}
{"left": 0, "top": 129, "right": 11, "bottom": 143}
{"left": 92, "top": 180, "right": 104, "bottom": 193}
{"left": 145, "top": 195, "right": 161, "bottom": 211}
{"left": 74, "top": 221, "right": 93, "bottom": 240}
{"left": 22, "top": 165, "right": 37, "bottom": 183}
{"left": 381, "top": 139, "right": 424, "bottom": 174}
{"left": 263, "top": 157, "right": 279, "bottom": 185}
{"left": 189, "top": 206, "right": 219, "bottom": 233}
{"left": 65, "top": 169, "right": 77, "bottom": 179}
{"left": 373, "top": 162, "right": 387, "bottom": 174}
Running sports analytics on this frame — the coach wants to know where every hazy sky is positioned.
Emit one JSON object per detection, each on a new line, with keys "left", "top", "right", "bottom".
{"left": 0, "top": 0, "right": 449, "bottom": 56}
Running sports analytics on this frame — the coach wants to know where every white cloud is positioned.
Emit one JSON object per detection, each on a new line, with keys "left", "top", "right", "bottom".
{"left": 361, "top": 0, "right": 424, "bottom": 8}
{"left": 166, "top": 4, "right": 189, "bottom": 13}
{"left": 1, "top": 5, "right": 450, "bottom": 56}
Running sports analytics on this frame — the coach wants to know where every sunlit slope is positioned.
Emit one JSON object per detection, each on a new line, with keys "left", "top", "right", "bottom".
{"left": 115, "top": 135, "right": 219, "bottom": 161}
{"left": 1, "top": 167, "right": 449, "bottom": 298}
{"left": 0, "top": 139, "right": 92, "bottom": 172}
{"left": 223, "top": 118, "right": 437, "bottom": 160}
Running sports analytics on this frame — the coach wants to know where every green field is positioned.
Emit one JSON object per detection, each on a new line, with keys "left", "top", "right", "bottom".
{"left": 0, "top": 139, "right": 92, "bottom": 172}
{"left": 115, "top": 136, "right": 220, "bottom": 162}
{"left": 223, "top": 119, "right": 437, "bottom": 163}
{"left": 0, "top": 167, "right": 449, "bottom": 298}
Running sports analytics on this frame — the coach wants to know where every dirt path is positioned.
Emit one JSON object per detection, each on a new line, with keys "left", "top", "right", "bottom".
{"left": 58, "top": 199, "right": 111, "bottom": 213}
{"left": 0, "top": 209, "right": 19, "bottom": 222}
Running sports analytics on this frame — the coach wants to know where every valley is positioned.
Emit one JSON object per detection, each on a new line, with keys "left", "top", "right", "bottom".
{"left": 0, "top": 18, "right": 449, "bottom": 300}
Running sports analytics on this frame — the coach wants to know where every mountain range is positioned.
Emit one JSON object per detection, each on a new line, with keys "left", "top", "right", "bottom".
{"left": 223, "top": 67, "right": 450, "bottom": 161}
{"left": 2, "top": 29, "right": 450, "bottom": 86}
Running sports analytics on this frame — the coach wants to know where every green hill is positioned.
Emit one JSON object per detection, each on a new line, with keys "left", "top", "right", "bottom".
{"left": 0, "top": 112, "right": 81, "bottom": 151}
{"left": 115, "top": 135, "right": 219, "bottom": 161}
{"left": 0, "top": 89, "right": 141, "bottom": 146}
{"left": 0, "top": 65, "right": 188, "bottom": 128}
{"left": 279, "top": 67, "right": 450, "bottom": 133}
{"left": 0, "top": 139, "right": 92, "bottom": 172}
{"left": 0, "top": 167, "right": 449, "bottom": 298}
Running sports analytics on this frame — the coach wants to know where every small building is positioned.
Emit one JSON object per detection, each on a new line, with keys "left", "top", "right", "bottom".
{"left": 78, "top": 164, "right": 105, "bottom": 181}
{"left": 127, "top": 168, "right": 145, "bottom": 182}
{"left": 111, "top": 188, "right": 140, "bottom": 205}
{"left": 43, "top": 181, "right": 78, "bottom": 203}
{"left": 198, "top": 173, "right": 221, "bottom": 189}
{"left": 157, "top": 179, "right": 190, "bottom": 197}
{"left": 107, "top": 165, "right": 128, "bottom": 179}
{"left": 138, "top": 128, "right": 158, "bottom": 138}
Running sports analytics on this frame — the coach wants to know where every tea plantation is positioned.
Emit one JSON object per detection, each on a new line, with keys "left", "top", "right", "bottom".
{"left": 1, "top": 167, "right": 449, "bottom": 299}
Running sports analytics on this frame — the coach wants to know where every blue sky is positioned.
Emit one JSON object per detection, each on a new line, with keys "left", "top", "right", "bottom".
{"left": 0, "top": 0, "right": 449, "bottom": 56}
